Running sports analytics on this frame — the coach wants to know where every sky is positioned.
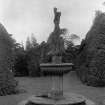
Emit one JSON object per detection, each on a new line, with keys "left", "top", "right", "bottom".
{"left": 0, "top": 0, "right": 105, "bottom": 45}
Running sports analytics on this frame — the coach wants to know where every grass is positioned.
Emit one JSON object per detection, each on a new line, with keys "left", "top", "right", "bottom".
{"left": 0, "top": 71, "right": 105, "bottom": 105}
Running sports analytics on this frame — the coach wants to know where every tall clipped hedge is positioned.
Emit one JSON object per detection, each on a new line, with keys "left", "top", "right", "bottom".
{"left": 76, "top": 11, "right": 105, "bottom": 87}
{"left": 0, "top": 23, "right": 17, "bottom": 95}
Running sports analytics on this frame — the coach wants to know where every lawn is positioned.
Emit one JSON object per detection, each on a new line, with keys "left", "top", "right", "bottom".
{"left": 0, "top": 71, "right": 105, "bottom": 105}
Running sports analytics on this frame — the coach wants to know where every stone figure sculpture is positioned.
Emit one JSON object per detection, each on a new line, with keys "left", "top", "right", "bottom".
{"left": 47, "top": 8, "right": 66, "bottom": 63}
{"left": 53, "top": 7, "right": 61, "bottom": 30}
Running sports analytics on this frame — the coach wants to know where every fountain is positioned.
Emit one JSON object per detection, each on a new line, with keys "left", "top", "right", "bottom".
{"left": 18, "top": 8, "right": 95, "bottom": 105}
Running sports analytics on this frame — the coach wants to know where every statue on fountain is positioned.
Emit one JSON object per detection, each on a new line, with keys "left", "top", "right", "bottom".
{"left": 47, "top": 7, "right": 67, "bottom": 63}
{"left": 53, "top": 7, "right": 61, "bottom": 30}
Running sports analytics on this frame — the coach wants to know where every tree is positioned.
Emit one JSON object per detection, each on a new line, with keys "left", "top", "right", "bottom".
{"left": 26, "top": 34, "right": 39, "bottom": 50}
{"left": 25, "top": 46, "right": 40, "bottom": 77}
{"left": 31, "top": 33, "right": 38, "bottom": 48}
{"left": 0, "top": 23, "right": 17, "bottom": 95}
{"left": 76, "top": 11, "right": 105, "bottom": 87}
{"left": 25, "top": 35, "right": 40, "bottom": 77}
{"left": 13, "top": 43, "right": 28, "bottom": 76}
{"left": 25, "top": 36, "right": 32, "bottom": 50}
{"left": 63, "top": 34, "right": 80, "bottom": 48}
{"left": 40, "top": 41, "right": 51, "bottom": 63}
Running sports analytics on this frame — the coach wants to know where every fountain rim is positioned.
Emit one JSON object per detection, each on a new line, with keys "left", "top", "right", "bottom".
{"left": 21, "top": 93, "right": 86, "bottom": 105}
{"left": 40, "top": 63, "right": 74, "bottom": 67}
{"left": 40, "top": 63, "right": 74, "bottom": 75}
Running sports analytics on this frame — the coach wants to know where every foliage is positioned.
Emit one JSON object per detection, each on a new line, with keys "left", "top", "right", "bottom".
{"left": 25, "top": 36, "right": 32, "bottom": 50}
{"left": 63, "top": 33, "right": 80, "bottom": 48}
{"left": 13, "top": 43, "right": 28, "bottom": 76}
{"left": 61, "top": 33, "right": 80, "bottom": 63}
{"left": 31, "top": 33, "right": 38, "bottom": 48}
{"left": 40, "top": 41, "right": 51, "bottom": 63}
{"left": 25, "top": 35, "right": 40, "bottom": 77}
{"left": 25, "top": 46, "right": 40, "bottom": 77}
{"left": 26, "top": 34, "right": 38, "bottom": 50}
{"left": 76, "top": 11, "right": 105, "bottom": 87}
{"left": 0, "top": 23, "right": 17, "bottom": 95}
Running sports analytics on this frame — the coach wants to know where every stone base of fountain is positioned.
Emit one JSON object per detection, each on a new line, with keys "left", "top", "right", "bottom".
{"left": 18, "top": 93, "right": 95, "bottom": 105}
{"left": 49, "top": 90, "right": 63, "bottom": 99}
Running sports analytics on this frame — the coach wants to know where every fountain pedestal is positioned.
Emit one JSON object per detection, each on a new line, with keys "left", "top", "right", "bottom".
{"left": 40, "top": 62, "right": 73, "bottom": 100}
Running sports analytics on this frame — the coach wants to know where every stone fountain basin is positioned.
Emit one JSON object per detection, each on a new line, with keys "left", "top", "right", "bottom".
{"left": 40, "top": 63, "right": 73, "bottom": 75}
{"left": 18, "top": 93, "right": 95, "bottom": 105}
